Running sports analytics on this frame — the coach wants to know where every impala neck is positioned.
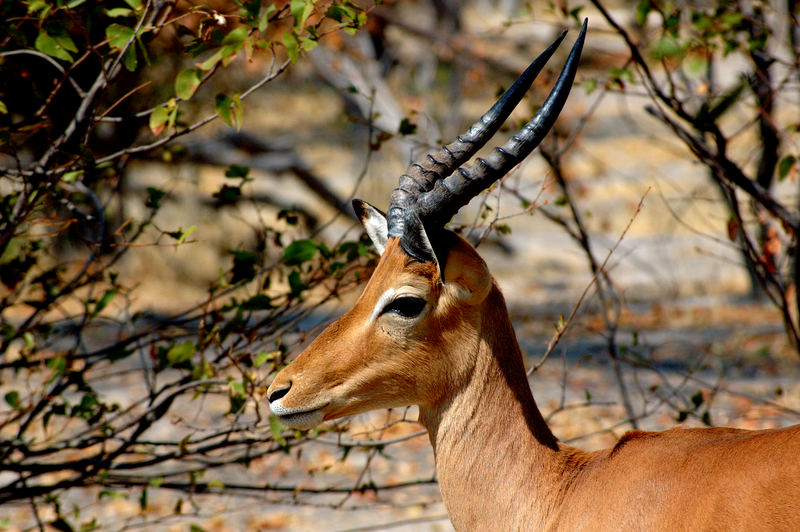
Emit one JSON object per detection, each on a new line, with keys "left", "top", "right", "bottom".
{"left": 418, "top": 285, "right": 582, "bottom": 529}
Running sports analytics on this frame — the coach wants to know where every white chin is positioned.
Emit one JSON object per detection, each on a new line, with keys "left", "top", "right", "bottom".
{"left": 277, "top": 410, "right": 324, "bottom": 430}
{"left": 270, "top": 400, "right": 325, "bottom": 430}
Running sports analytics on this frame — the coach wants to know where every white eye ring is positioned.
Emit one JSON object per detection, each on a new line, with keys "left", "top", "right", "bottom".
{"left": 368, "top": 288, "right": 396, "bottom": 323}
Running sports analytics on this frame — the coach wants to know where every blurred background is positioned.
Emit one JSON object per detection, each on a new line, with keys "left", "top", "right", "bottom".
{"left": 1, "top": 0, "right": 799, "bottom": 530}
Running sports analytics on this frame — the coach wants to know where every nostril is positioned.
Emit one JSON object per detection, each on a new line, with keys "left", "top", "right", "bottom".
{"left": 268, "top": 382, "right": 291, "bottom": 403}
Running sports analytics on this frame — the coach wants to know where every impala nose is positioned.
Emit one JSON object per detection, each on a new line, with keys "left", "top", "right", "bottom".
{"left": 268, "top": 382, "right": 291, "bottom": 403}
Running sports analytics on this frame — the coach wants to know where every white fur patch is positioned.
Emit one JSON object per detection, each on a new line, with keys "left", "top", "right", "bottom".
{"left": 368, "top": 288, "right": 396, "bottom": 323}
{"left": 363, "top": 218, "right": 388, "bottom": 255}
{"left": 357, "top": 202, "right": 388, "bottom": 255}
{"left": 270, "top": 398, "right": 325, "bottom": 430}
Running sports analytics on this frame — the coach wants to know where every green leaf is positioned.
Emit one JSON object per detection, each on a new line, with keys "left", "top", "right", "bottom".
{"left": 0, "top": 100, "right": 6, "bottom": 114}
{"left": 225, "top": 164, "right": 250, "bottom": 179}
{"left": 54, "top": 32, "right": 77, "bottom": 52}
{"left": 216, "top": 94, "right": 233, "bottom": 124}
{"left": 92, "top": 289, "right": 116, "bottom": 315}
{"left": 609, "top": 67, "right": 634, "bottom": 82}
{"left": 35, "top": 31, "right": 74, "bottom": 62}
{"left": 167, "top": 341, "right": 196, "bottom": 365}
{"left": 326, "top": 4, "right": 354, "bottom": 23}
{"left": 4, "top": 391, "right": 21, "bottom": 410}
{"left": 269, "top": 415, "right": 287, "bottom": 445}
{"left": 229, "top": 380, "right": 246, "bottom": 396}
{"left": 213, "top": 184, "right": 242, "bottom": 203}
{"left": 207, "top": 478, "right": 225, "bottom": 490}
{"left": 106, "top": 23, "right": 134, "bottom": 50}
{"left": 290, "top": 0, "right": 315, "bottom": 29}
{"left": 691, "top": 390, "right": 704, "bottom": 408}
{"left": 609, "top": 67, "right": 634, "bottom": 89}
{"left": 259, "top": 5, "right": 276, "bottom": 32}
{"left": 61, "top": 170, "right": 83, "bottom": 183}
{"left": 166, "top": 225, "right": 196, "bottom": 244}
{"left": 398, "top": 117, "right": 417, "bottom": 136}
{"left": 98, "top": 489, "right": 126, "bottom": 500}
{"left": 215, "top": 94, "right": 233, "bottom": 126}
{"left": 139, "top": 488, "right": 148, "bottom": 510}
{"left": 192, "top": 360, "right": 213, "bottom": 381}
{"left": 222, "top": 26, "right": 249, "bottom": 44}
{"left": 584, "top": 78, "right": 597, "bottom": 95}
{"left": 283, "top": 239, "right": 318, "bottom": 265}
{"left": 288, "top": 270, "right": 307, "bottom": 296}
{"left": 495, "top": 223, "right": 511, "bottom": 235}
{"left": 635, "top": 0, "right": 651, "bottom": 26}
{"left": 241, "top": 0, "right": 261, "bottom": 26}
{"left": 652, "top": 36, "right": 684, "bottom": 60}
{"left": 690, "top": 11, "right": 711, "bottom": 32}
{"left": 778, "top": 155, "right": 796, "bottom": 181}
{"left": 145, "top": 186, "right": 165, "bottom": 209}
{"left": 228, "top": 382, "right": 247, "bottom": 414}
{"left": 107, "top": 345, "right": 134, "bottom": 362}
{"left": 230, "top": 250, "right": 257, "bottom": 283}
{"left": 255, "top": 350, "right": 279, "bottom": 366}
{"left": 46, "top": 355, "right": 66, "bottom": 374}
{"left": 665, "top": 10, "right": 681, "bottom": 37}
{"left": 720, "top": 12, "right": 744, "bottom": 30}
{"left": 282, "top": 32, "right": 299, "bottom": 64}
{"left": 149, "top": 106, "right": 169, "bottom": 135}
{"left": 241, "top": 294, "right": 272, "bottom": 310}
{"left": 175, "top": 68, "right": 202, "bottom": 100}
{"left": 199, "top": 49, "right": 224, "bottom": 71}
{"left": 122, "top": 46, "right": 138, "bottom": 71}
{"left": 337, "top": 241, "right": 365, "bottom": 261}
{"left": 568, "top": 6, "right": 583, "bottom": 24}
{"left": 298, "top": 35, "right": 318, "bottom": 52}
{"left": 106, "top": 7, "right": 134, "bottom": 17}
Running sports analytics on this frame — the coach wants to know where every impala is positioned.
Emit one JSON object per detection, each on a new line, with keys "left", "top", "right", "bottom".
{"left": 268, "top": 21, "right": 800, "bottom": 530}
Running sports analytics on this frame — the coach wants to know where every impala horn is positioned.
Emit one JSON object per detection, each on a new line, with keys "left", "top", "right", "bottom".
{"left": 385, "top": 19, "right": 587, "bottom": 263}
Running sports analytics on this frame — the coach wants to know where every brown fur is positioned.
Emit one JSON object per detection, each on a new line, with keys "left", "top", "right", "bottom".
{"left": 269, "top": 234, "right": 800, "bottom": 530}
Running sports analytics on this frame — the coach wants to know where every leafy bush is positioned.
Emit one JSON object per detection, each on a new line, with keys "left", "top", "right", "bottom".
{"left": 0, "top": 0, "right": 377, "bottom": 527}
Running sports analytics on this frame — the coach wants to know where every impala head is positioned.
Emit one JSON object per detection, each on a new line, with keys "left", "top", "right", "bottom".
{"left": 268, "top": 21, "right": 586, "bottom": 430}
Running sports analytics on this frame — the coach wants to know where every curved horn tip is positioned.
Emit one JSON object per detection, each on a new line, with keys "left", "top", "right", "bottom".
{"left": 578, "top": 18, "right": 588, "bottom": 42}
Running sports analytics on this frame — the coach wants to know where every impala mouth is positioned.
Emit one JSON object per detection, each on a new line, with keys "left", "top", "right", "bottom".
{"left": 269, "top": 399, "right": 327, "bottom": 430}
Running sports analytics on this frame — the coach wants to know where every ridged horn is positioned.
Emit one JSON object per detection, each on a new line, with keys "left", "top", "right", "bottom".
{"left": 386, "top": 27, "right": 570, "bottom": 243}
{"left": 415, "top": 19, "right": 587, "bottom": 230}
{"left": 385, "top": 19, "right": 588, "bottom": 263}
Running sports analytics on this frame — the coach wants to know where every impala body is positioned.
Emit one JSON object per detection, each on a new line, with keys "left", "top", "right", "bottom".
{"left": 268, "top": 22, "right": 800, "bottom": 530}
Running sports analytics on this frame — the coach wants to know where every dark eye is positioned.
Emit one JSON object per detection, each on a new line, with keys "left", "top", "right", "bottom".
{"left": 381, "top": 296, "right": 426, "bottom": 319}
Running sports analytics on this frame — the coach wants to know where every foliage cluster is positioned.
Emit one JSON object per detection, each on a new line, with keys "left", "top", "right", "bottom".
{"left": 0, "top": 1, "right": 378, "bottom": 529}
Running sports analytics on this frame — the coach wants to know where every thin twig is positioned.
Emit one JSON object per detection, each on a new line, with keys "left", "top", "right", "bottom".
{"left": 528, "top": 188, "right": 650, "bottom": 376}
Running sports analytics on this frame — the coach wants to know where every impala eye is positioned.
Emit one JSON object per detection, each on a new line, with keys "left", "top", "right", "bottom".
{"left": 381, "top": 296, "right": 426, "bottom": 319}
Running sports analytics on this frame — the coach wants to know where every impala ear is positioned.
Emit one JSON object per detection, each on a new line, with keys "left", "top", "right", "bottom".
{"left": 442, "top": 234, "right": 492, "bottom": 306}
{"left": 352, "top": 199, "right": 388, "bottom": 255}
